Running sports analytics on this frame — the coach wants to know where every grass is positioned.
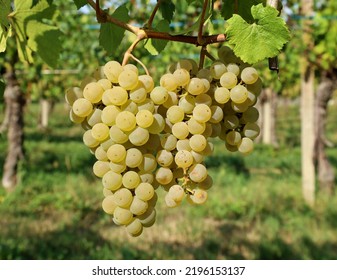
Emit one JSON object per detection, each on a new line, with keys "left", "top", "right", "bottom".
{"left": 1, "top": 101, "right": 337, "bottom": 259}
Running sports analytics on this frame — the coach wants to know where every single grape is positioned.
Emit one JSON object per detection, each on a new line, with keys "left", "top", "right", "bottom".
{"left": 91, "top": 123, "right": 109, "bottom": 141}
{"left": 135, "top": 182, "right": 155, "bottom": 201}
{"left": 150, "top": 86, "right": 169, "bottom": 105}
{"left": 103, "top": 61, "right": 123, "bottom": 83}
{"left": 83, "top": 82, "right": 104, "bottom": 103}
{"left": 241, "top": 67, "right": 259, "bottom": 84}
{"left": 92, "top": 160, "right": 110, "bottom": 178}
{"left": 166, "top": 105, "right": 185, "bottom": 124}
{"left": 102, "top": 195, "right": 117, "bottom": 215}
{"left": 113, "top": 207, "right": 133, "bottom": 225}
{"left": 238, "top": 137, "right": 254, "bottom": 155}
{"left": 220, "top": 72, "right": 238, "bottom": 89}
{"left": 72, "top": 98, "right": 93, "bottom": 117}
{"left": 118, "top": 69, "right": 138, "bottom": 90}
{"left": 172, "top": 122, "right": 189, "bottom": 140}
{"left": 107, "top": 144, "right": 126, "bottom": 163}
{"left": 122, "top": 171, "right": 140, "bottom": 189}
{"left": 193, "top": 104, "right": 212, "bottom": 123}
{"left": 136, "top": 110, "right": 154, "bottom": 128}
{"left": 189, "top": 134, "right": 207, "bottom": 152}
{"left": 175, "top": 150, "right": 194, "bottom": 168}
{"left": 125, "top": 148, "right": 143, "bottom": 168}
{"left": 189, "top": 163, "right": 207, "bottom": 183}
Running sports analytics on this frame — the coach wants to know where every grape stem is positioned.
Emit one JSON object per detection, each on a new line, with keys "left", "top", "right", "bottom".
{"left": 198, "top": 46, "right": 207, "bottom": 69}
{"left": 86, "top": 0, "right": 226, "bottom": 46}
{"left": 198, "top": 0, "right": 209, "bottom": 45}
{"left": 147, "top": 0, "right": 162, "bottom": 29}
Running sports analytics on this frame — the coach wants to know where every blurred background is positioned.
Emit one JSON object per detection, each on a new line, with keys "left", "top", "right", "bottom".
{"left": 0, "top": 0, "right": 337, "bottom": 259}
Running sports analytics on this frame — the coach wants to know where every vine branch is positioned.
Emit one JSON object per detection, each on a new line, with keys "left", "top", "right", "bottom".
{"left": 86, "top": 0, "right": 226, "bottom": 46}
{"left": 198, "top": 0, "right": 209, "bottom": 45}
{"left": 147, "top": 0, "right": 162, "bottom": 29}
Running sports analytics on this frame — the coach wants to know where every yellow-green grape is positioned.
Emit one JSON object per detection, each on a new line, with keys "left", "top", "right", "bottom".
{"left": 138, "top": 98, "right": 155, "bottom": 112}
{"left": 220, "top": 72, "right": 238, "bottom": 89}
{"left": 189, "top": 189, "right": 208, "bottom": 204}
{"left": 242, "top": 107, "right": 259, "bottom": 123}
{"left": 200, "top": 141, "right": 214, "bottom": 156}
{"left": 138, "top": 208, "right": 156, "bottom": 227}
{"left": 147, "top": 113, "right": 165, "bottom": 134}
{"left": 102, "top": 87, "right": 128, "bottom": 106}
{"left": 227, "top": 63, "right": 240, "bottom": 76}
{"left": 245, "top": 90, "right": 257, "bottom": 106}
{"left": 103, "top": 188, "right": 113, "bottom": 197}
{"left": 176, "top": 139, "right": 191, "bottom": 151}
{"left": 102, "top": 195, "right": 117, "bottom": 215}
{"left": 135, "top": 182, "right": 155, "bottom": 201}
{"left": 97, "top": 78, "right": 112, "bottom": 90}
{"left": 123, "top": 63, "right": 138, "bottom": 74}
{"left": 166, "top": 105, "right": 185, "bottom": 124}
{"left": 107, "top": 144, "right": 126, "bottom": 163}
{"left": 223, "top": 115, "right": 240, "bottom": 129}
{"left": 69, "top": 109, "right": 85, "bottom": 124}
{"left": 121, "top": 100, "right": 138, "bottom": 115}
{"left": 187, "top": 117, "right": 206, "bottom": 135}
{"left": 109, "top": 126, "right": 128, "bottom": 143}
{"left": 113, "top": 207, "right": 133, "bottom": 225}
{"left": 130, "top": 197, "right": 148, "bottom": 215}
{"left": 72, "top": 98, "right": 93, "bottom": 117}
{"left": 113, "top": 188, "right": 133, "bottom": 208}
{"left": 165, "top": 193, "right": 179, "bottom": 208}
{"left": 102, "top": 170, "right": 123, "bottom": 190}
{"left": 209, "top": 105, "right": 224, "bottom": 124}
{"left": 193, "top": 104, "right": 212, "bottom": 123}
{"left": 125, "top": 148, "right": 143, "bottom": 168}
{"left": 156, "top": 150, "right": 173, "bottom": 167}
{"left": 179, "top": 95, "right": 195, "bottom": 114}
{"left": 175, "top": 150, "right": 193, "bottom": 168}
{"left": 162, "top": 91, "right": 179, "bottom": 109}
{"left": 160, "top": 73, "right": 178, "bottom": 91}
{"left": 226, "top": 130, "right": 242, "bottom": 145}
{"left": 115, "top": 111, "right": 136, "bottom": 132}
{"left": 101, "top": 105, "right": 120, "bottom": 126}
{"left": 168, "top": 184, "right": 185, "bottom": 202}
{"left": 95, "top": 146, "right": 108, "bottom": 161}
{"left": 241, "top": 67, "right": 259, "bottom": 84}
{"left": 139, "top": 172, "right": 154, "bottom": 184}
{"left": 139, "top": 154, "right": 157, "bottom": 173}
{"left": 100, "top": 138, "right": 115, "bottom": 151}
{"left": 199, "top": 175, "right": 213, "bottom": 190}
{"left": 83, "top": 82, "right": 104, "bottom": 103}
{"left": 129, "top": 82, "right": 147, "bottom": 104}
{"left": 201, "top": 78, "right": 210, "bottom": 93}
{"left": 160, "top": 134, "right": 177, "bottom": 151}
{"left": 128, "top": 127, "right": 149, "bottom": 146}
{"left": 155, "top": 167, "right": 173, "bottom": 185}
{"left": 91, "top": 123, "right": 109, "bottom": 141}
{"left": 195, "top": 94, "right": 212, "bottom": 107}
{"left": 138, "top": 75, "right": 154, "bottom": 93}
{"left": 87, "top": 108, "right": 102, "bottom": 127}
{"left": 231, "top": 101, "right": 249, "bottom": 113}
{"left": 103, "top": 61, "right": 123, "bottom": 83}
{"left": 92, "top": 160, "right": 110, "bottom": 178}
{"left": 247, "top": 77, "right": 262, "bottom": 96}
{"left": 210, "top": 61, "right": 227, "bottom": 79}
{"left": 176, "top": 59, "right": 193, "bottom": 72}
{"left": 238, "top": 137, "right": 254, "bottom": 155}
{"left": 197, "top": 68, "right": 212, "bottom": 82}
{"left": 122, "top": 171, "right": 140, "bottom": 189}
{"left": 202, "top": 123, "right": 213, "bottom": 138}
{"left": 136, "top": 110, "right": 154, "bottom": 128}
{"left": 172, "top": 122, "right": 189, "bottom": 140}
{"left": 191, "top": 150, "right": 204, "bottom": 163}
{"left": 150, "top": 86, "right": 168, "bottom": 105}
{"left": 214, "top": 87, "right": 230, "bottom": 104}
{"left": 83, "top": 130, "right": 99, "bottom": 148}
{"left": 126, "top": 219, "right": 143, "bottom": 237}
{"left": 186, "top": 77, "right": 204, "bottom": 95}
{"left": 189, "top": 134, "right": 207, "bottom": 152}
{"left": 173, "top": 68, "right": 190, "bottom": 87}
{"left": 118, "top": 69, "right": 138, "bottom": 90}
{"left": 226, "top": 142, "right": 239, "bottom": 152}
{"left": 243, "top": 122, "right": 260, "bottom": 139}
{"left": 65, "top": 87, "right": 82, "bottom": 105}
{"left": 109, "top": 160, "right": 126, "bottom": 174}
{"left": 230, "top": 85, "right": 248, "bottom": 104}
{"left": 80, "top": 76, "right": 96, "bottom": 90}
{"left": 189, "top": 163, "right": 208, "bottom": 183}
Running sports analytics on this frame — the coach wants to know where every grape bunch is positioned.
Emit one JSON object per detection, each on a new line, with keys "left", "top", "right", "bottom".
{"left": 65, "top": 46, "right": 262, "bottom": 237}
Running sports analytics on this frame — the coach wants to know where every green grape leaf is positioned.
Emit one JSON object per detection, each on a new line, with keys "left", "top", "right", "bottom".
{"left": 0, "top": 26, "right": 11, "bottom": 52}
{"left": 9, "top": 0, "right": 63, "bottom": 67}
{"left": 0, "top": 0, "right": 11, "bottom": 27}
{"left": 225, "top": 4, "right": 290, "bottom": 64}
{"left": 99, "top": 5, "right": 130, "bottom": 55}
{"left": 159, "top": 0, "right": 175, "bottom": 23}
{"left": 221, "top": 0, "right": 265, "bottom": 23}
{"left": 145, "top": 20, "right": 170, "bottom": 55}
{"left": 73, "top": 0, "right": 87, "bottom": 9}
